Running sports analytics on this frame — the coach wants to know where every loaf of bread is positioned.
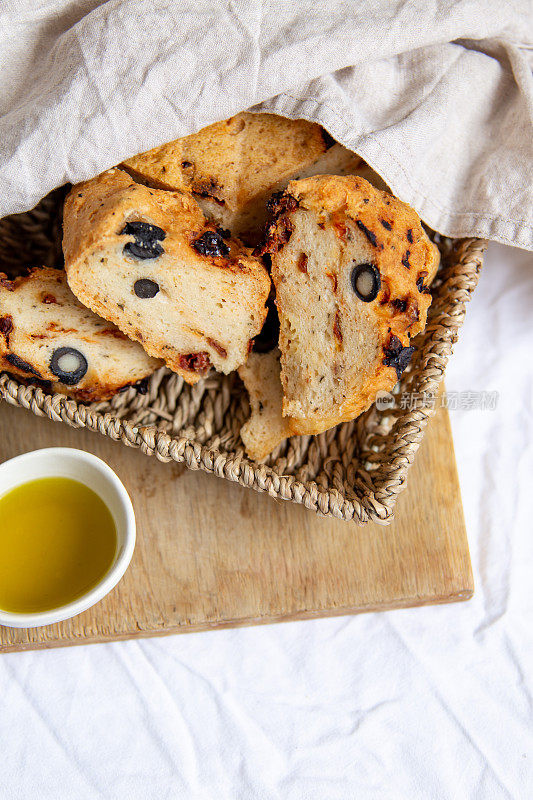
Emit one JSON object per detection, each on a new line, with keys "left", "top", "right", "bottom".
{"left": 63, "top": 168, "right": 271, "bottom": 384}
{"left": 0, "top": 267, "right": 161, "bottom": 401}
{"left": 257, "top": 175, "right": 440, "bottom": 435}
{"left": 121, "top": 113, "right": 331, "bottom": 244}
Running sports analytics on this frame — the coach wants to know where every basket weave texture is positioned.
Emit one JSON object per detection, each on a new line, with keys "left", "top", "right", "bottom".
{"left": 0, "top": 188, "right": 486, "bottom": 524}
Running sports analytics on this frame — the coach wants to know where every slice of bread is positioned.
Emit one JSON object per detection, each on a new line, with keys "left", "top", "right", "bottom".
{"left": 121, "top": 113, "right": 330, "bottom": 244}
{"left": 238, "top": 347, "right": 291, "bottom": 461}
{"left": 63, "top": 168, "right": 271, "bottom": 384}
{"left": 0, "top": 267, "right": 161, "bottom": 401}
{"left": 258, "top": 175, "right": 440, "bottom": 435}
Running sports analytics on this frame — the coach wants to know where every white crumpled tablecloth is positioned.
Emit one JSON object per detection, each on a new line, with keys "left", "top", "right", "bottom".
{"left": 0, "top": 1, "right": 532, "bottom": 248}
{"left": 1, "top": 242, "right": 532, "bottom": 798}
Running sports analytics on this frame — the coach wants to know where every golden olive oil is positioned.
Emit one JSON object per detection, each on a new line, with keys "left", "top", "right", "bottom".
{"left": 0, "top": 477, "right": 117, "bottom": 613}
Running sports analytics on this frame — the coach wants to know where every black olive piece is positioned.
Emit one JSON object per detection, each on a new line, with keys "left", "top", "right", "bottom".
{"left": 416, "top": 276, "right": 431, "bottom": 294}
{"left": 382, "top": 335, "right": 415, "bottom": 379}
{"left": 49, "top": 347, "right": 88, "bottom": 385}
{"left": 355, "top": 219, "right": 379, "bottom": 247}
{"left": 134, "top": 278, "right": 160, "bottom": 298}
{"left": 120, "top": 221, "right": 166, "bottom": 260}
{"left": 252, "top": 300, "right": 280, "bottom": 353}
{"left": 5, "top": 353, "right": 41, "bottom": 376}
{"left": 193, "top": 231, "right": 230, "bottom": 258}
{"left": 120, "top": 221, "right": 166, "bottom": 241}
{"left": 350, "top": 263, "right": 381, "bottom": 302}
{"left": 123, "top": 240, "right": 164, "bottom": 260}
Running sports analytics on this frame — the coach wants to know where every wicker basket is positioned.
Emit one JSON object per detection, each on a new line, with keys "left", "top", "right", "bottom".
{"left": 0, "top": 188, "right": 486, "bottom": 524}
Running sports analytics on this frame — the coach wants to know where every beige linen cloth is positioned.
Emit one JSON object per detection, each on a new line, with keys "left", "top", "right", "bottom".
{"left": 1, "top": 1, "right": 532, "bottom": 249}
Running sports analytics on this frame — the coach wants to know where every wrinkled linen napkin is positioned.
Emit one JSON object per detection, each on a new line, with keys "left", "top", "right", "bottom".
{"left": 0, "top": 1, "right": 532, "bottom": 249}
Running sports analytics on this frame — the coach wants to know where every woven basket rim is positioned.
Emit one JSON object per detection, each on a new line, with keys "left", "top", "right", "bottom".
{"left": 0, "top": 235, "right": 486, "bottom": 524}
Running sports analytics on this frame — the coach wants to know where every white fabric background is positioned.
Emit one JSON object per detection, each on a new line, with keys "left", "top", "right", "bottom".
{"left": 0, "top": 1, "right": 532, "bottom": 248}
{"left": 1, "top": 3, "right": 532, "bottom": 795}
{"left": 0, "top": 242, "right": 532, "bottom": 799}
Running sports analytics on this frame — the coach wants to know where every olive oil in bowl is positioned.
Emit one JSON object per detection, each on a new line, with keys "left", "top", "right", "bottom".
{"left": 0, "top": 477, "right": 117, "bottom": 614}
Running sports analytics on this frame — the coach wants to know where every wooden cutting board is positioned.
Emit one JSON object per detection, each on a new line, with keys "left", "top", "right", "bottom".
{"left": 0, "top": 400, "right": 473, "bottom": 652}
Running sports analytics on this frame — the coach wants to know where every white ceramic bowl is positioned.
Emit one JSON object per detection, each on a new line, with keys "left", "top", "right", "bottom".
{"left": 0, "top": 448, "right": 135, "bottom": 628}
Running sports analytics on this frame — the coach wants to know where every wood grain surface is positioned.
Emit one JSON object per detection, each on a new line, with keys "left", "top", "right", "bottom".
{"left": 0, "top": 400, "right": 473, "bottom": 652}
